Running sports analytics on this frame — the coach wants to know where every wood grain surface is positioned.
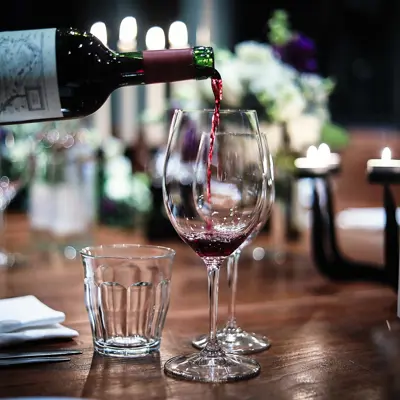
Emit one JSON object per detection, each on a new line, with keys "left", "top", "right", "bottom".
{"left": 0, "top": 130, "right": 399, "bottom": 399}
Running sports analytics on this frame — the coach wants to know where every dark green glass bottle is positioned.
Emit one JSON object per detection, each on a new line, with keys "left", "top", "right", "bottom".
{"left": 0, "top": 27, "right": 215, "bottom": 125}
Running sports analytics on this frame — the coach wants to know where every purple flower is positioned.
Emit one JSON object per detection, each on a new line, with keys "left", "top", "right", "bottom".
{"left": 0, "top": 128, "right": 8, "bottom": 141}
{"left": 181, "top": 124, "right": 199, "bottom": 162}
{"left": 274, "top": 33, "right": 318, "bottom": 73}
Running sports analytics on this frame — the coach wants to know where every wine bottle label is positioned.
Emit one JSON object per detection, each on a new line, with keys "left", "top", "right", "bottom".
{"left": 0, "top": 28, "right": 62, "bottom": 124}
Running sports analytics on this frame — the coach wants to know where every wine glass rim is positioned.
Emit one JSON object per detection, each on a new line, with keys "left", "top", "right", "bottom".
{"left": 80, "top": 244, "right": 176, "bottom": 260}
{"left": 174, "top": 108, "right": 258, "bottom": 115}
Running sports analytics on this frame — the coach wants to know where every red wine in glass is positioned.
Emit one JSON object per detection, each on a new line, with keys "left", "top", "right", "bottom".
{"left": 182, "top": 231, "right": 248, "bottom": 258}
{"left": 205, "top": 70, "right": 223, "bottom": 230}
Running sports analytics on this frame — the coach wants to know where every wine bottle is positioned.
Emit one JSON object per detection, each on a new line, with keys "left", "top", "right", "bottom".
{"left": 0, "top": 27, "right": 215, "bottom": 125}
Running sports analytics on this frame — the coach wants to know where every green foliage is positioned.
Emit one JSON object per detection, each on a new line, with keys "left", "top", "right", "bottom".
{"left": 320, "top": 122, "right": 349, "bottom": 150}
{"left": 273, "top": 148, "right": 300, "bottom": 175}
{"left": 268, "top": 10, "right": 292, "bottom": 46}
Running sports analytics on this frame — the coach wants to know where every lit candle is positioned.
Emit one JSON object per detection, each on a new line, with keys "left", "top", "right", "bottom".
{"left": 168, "top": 21, "right": 198, "bottom": 109}
{"left": 367, "top": 147, "right": 400, "bottom": 184}
{"left": 295, "top": 143, "right": 341, "bottom": 177}
{"left": 90, "top": 22, "right": 112, "bottom": 142}
{"left": 145, "top": 27, "right": 167, "bottom": 148}
{"left": 196, "top": 0, "right": 211, "bottom": 45}
{"left": 169, "top": 21, "right": 188, "bottom": 49}
{"left": 117, "top": 16, "right": 138, "bottom": 146}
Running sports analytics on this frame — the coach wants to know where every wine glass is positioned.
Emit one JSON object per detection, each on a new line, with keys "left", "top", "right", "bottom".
{"left": 191, "top": 133, "right": 275, "bottom": 354}
{"left": 162, "top": 109, "right": 268, "bottom": 383}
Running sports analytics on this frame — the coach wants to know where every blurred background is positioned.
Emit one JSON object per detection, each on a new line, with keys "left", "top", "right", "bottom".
{"left": 2, "top": 0, "right": 399, "bottom": 126}
{"left": 0, "top": 0, "right": 398, "bottom": 264}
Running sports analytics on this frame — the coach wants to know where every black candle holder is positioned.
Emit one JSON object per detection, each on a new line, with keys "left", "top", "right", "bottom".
{"left": 310, "top": 173, "right": 399, "bottom": 292}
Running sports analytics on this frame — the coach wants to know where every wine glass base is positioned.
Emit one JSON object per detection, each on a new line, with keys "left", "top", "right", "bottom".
{"left": 192, "top": 328, "right": 271, "bottom": 355}
{"left": 164, "top": 351, "right": 261, "bottom": 383}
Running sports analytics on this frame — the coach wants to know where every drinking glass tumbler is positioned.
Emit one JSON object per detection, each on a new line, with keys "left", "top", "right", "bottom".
{"left": 81, "top": 244, "right": 175, "bottom": 357}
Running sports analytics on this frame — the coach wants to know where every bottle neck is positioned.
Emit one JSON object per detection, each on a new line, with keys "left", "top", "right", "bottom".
{"left": 116, "top": 48, "right": 215, "bottom": 87}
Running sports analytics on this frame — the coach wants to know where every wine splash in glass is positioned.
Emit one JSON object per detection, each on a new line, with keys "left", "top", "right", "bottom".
{"left": 162, "top": 103, "right": 268, "bottom": 382}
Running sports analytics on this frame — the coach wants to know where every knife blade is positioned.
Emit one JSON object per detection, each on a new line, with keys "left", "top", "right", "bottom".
{"left": 0, "top": 356, "right": 71, "bottom": 366}
{"left": 0, "top": 349, "right": 82, "bottom": 359}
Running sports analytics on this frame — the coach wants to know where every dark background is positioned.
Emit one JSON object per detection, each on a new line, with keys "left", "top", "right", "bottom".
{"left": 1, "top": 0, "right": 398, "bottom": 128}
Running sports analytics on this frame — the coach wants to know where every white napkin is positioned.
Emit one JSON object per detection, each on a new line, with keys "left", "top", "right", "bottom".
{"left": 0, "top": 295, "right": 78, "bottom": 347}
{"left": 0, "top": 295, "right": 66, "bottom": 333}
{"left": 0, "top": 324, "right": 79, "bottom": 347}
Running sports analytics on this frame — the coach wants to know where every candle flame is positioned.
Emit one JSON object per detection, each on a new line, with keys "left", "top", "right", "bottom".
{"left": 146, "top": 26, "right": 166, "bottom": 50}
{"left": 168, "top": 21, "right": 188, "bottom": 48}
{"left": 381, "top": 147, "right": 391, "bottom": 161}
{"left": 318, "top": 143, "right": 331, "bottom": 158}
{"left": 306, "top": 145, "right": 318, "bottom": 159}
{"left": 119, "top": 16, "right": 137, "bottom": 42}
{"left": 90, "top": 22, "right": 107, "bottom": 46}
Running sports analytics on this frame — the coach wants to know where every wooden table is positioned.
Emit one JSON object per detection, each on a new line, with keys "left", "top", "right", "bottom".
{"left": 0, "top": 213, "right": 398, "bottom": 399}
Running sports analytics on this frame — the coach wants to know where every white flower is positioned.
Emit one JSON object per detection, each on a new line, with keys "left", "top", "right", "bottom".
{"left": 234, "top": 41, "right": 284, "bottom": 85}
{"left": 249, "top": 61, "right": 294, "bottom": 99}
{"left": 272, "top": 83, "right": 306, "bottom": 123}
{"left": 235, "top": 41, "right": 276, "bottom": 65}
{"left": 252, "top": 66, "right": 306, "bottom": 124}
{"left": 286, "top": 114, "right": 322, "bottom": 152}
{"left": 215, "top": 48, "right": 236, "bottom": 63}
{"left": 299, "top": 73, "right": 330, "bottom": 106}
{"left": 102, "top": 136, "right": 124, "bottom": 159}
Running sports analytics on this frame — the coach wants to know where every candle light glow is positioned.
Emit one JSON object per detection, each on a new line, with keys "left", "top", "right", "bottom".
{"left": 168, "top": 21, "right": 194, "bottom": 107}
{"left": 118, "top": 17, "right": 138, "bottom": 145}
{"left": 118, "top": 16, "right": 137, "bottom": 51}
{"left": 146, "top": 26, "right": 166, "bottom": 50}
{"left": 90, "top": 22, "right": 107, "bottom": 45}
{"left": 306, "top": 145, "right": 318, "bottom": 160}
{"left": 367, "top": 147, "right": 400, "bottom": 168}
{"left": 366, "top": 146, "right": 400, "bottom": 183}
{"left": 295, "top": 143, "right": 341, "bottom": 175}
{"left": 90, "top": 22, "right": 112, "bottom": 142}
{"left": 168, "top": 21, "right": 189, "bottom": 48}
{"left": 145, "top": 27, "right": 167, "bottom": 148}
{"left": 119, "top": 17, "right": 137, "bottom": 43}
{"left": 381, "top": 146, "right": 391, "bottom": 161}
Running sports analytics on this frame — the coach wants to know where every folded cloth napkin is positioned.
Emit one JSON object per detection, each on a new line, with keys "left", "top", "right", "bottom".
{"left": 0, "top": 324, "right": 79, "bottom": 347}
{"left": 0, "top": 295, "right": 78, "bottom": 347}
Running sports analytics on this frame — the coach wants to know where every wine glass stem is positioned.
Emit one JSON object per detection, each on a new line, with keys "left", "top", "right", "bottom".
{"left": 206, "top": 260, "right": 222, "bottom": 347}
{"left": 226, "top": 249, "right": 241, "bottom": 329}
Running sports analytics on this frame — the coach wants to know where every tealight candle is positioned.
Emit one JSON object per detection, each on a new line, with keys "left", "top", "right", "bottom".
{"left": 367, "top": 147, "right": 400, "bottom": 184}
{"left": 294, "top": 144, "right": 341, "bottom": 178}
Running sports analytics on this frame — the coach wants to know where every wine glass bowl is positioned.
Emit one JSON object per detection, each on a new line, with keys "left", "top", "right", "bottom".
{"left": 162, "top": 109, "right": 268, "bottom": 383}
{"left": 192, "top": 132, "right": 275, "bottom": 355}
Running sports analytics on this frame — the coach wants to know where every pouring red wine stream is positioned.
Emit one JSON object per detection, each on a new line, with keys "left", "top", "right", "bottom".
{"left": 206, "top": 70, "right": 223, "bottom": 230}
{"left": 182, "top": 72, "right": 256, "bottom": 259}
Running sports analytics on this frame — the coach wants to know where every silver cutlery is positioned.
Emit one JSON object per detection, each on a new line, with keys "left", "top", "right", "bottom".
{"left": 0, "top": 349, "right": 82, "bottom": 360}
{"left": 0, "top": 356, "right": 71, "bottom": 366}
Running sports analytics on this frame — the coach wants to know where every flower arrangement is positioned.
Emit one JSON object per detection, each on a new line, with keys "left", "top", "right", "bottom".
{"left": 190, "top": 10, "right": 348, "bottom": 158}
